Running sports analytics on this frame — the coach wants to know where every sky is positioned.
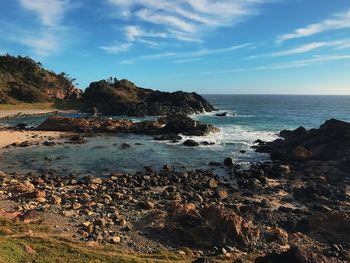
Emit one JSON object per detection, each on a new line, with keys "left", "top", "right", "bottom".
{"left": 0, "top": 0, "right": 350, "bottom": 94}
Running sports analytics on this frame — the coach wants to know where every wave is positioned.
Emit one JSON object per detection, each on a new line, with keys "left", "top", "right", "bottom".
{"left": 156, "top": 124, "right": 278, "bottom": 150}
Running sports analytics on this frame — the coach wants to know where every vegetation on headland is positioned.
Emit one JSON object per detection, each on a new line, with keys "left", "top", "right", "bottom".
{"left": 0, "top": 218, "right": 195, "bottom": 263}
{"left": 0, "top": 54, "right": 82, "bottom": 105}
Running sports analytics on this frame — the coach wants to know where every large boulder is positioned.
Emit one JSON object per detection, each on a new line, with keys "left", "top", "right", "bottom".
{"left": 256, "top": 119, "right": 350, "bottom": 162}
{"left": 255, "top": 246, "right": 342, "bottom": 263}
{"left": 161, "top": 114, "right": 219, "bottom": 136}
{"left": 139, "top": 204, "right": 260, "bottom": 249}
{"left": 36, "top": 116, "right": 134, "bottom": 133}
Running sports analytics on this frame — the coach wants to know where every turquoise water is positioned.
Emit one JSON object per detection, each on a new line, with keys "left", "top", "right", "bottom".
{"left": 1, "top": 95, "right": 350, "bottom": 176}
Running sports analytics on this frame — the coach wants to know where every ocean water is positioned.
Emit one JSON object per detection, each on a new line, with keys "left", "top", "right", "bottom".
{"left": 1, "top": 95, "right": 350, "bottom": 176}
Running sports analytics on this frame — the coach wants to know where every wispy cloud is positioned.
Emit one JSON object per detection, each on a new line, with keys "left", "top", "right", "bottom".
{"left": 19, "top": 0, "right": 69, "bottom": 28}
{"left": 99, "top": 42, "right": 132, "bottom": 54}
{"left": 20, "top": 31, "right": 61, "bottom": 57}
{"left": 13, "top": 0, "right": 74, "bottom": 57}
{"left": 173, "top": 58, "right": 202, "bottom": 64}
{"left": 121, "top": 43, "right": 252, "bottom": 64}
{"left": 105, "top": 0, "right": 276, "bottom": 51}
{"left": 249, "top": 39, "right": 350, "bottom": 59}
{"left": 187, "top": 54, "right": 350, "bottom": 76}
{"left": 277, "top": 9, "right": 350, "bottom": 43}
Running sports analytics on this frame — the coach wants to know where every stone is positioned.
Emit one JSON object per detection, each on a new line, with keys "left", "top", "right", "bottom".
{"left": 111, "top": 236, "right": 121, "bottom": 243}
{"left": 208, "top": 178, "right": 218, "bottom": 188}
{"left": 62, "top": 210, "right": 76, "bottom": 217}
{"left": 94, "top": 218, "right": 107, "bottom": 226}
{"left": 224, "top": 157, "right": 234, "bottom": 166}
{"left": 90, "top": 177, "right": 102, "bottom": 184}
{"left": 217, "top": 190, "right": 228, "bottom": 199}
{"left": 193, "top": 193, "right": 204, "bottom": 203}
{"left": 141, "top": 201, "right": 155, "bottom": 209}
{"left": 292, "top": 145, "right": 313, "bottom": 160}
{"left": 113, "top": 192, "right": 124, "bottom": 200}
{"left": 19, "top": 210, "right": 42, "bottom": 223}
{"left": 183, "top": 139, "right": 200, "bottom": 147}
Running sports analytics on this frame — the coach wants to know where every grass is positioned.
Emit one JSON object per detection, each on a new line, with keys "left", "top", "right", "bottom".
{"left": 0, "top": 102, "right": 57, "bottom": 110}
{"left": 0, "top": 218, "right": 193, "bottom": 263}
{"left": 0, "top": 100, "right": 83, "bottom": 111}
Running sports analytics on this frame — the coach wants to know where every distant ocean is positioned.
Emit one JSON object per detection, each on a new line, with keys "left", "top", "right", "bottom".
{"left": 1, "top": 95, "right": 350, "bottom": 176}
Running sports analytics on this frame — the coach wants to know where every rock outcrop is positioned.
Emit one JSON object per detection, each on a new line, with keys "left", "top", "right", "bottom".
{"left": 82, "top": 79, "right": 215, "bottom": 116}
{"left": 36, "top": 115, "right": 219, "bottom": 136}
{"left": 0, "top": 54, "right": 82, "bottom": 104}
{"left": 255, "top": 118, "right": 350, "bottom": 162}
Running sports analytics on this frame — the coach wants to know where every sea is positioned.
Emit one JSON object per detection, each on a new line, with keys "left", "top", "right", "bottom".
{"left": 1, "top": 95, "right": 350, "bottom": 177}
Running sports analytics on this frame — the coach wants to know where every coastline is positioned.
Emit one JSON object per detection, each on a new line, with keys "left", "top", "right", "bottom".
{"left": 0, "top": 108, "right": 349, "bottom": 262}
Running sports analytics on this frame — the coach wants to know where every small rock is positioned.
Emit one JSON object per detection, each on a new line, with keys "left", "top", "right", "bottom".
{"left": 183, "top": 139, "right": 200, "bottom": 147}
{"left": 111, "top": 236, "right": 121, "bottom": 243}
{"left": 208, "top": 178, "right": 218, "bottom": 188}
{"left": 217, "top": 190, "right": 228, "bottom": 199}
{"left": 224, "top": 157, "right": 234, "bottom": 166}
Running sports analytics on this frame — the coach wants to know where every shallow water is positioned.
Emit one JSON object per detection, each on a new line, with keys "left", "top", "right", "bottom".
{"left": 1, "top": 95, "right": 350, "bottom": 176}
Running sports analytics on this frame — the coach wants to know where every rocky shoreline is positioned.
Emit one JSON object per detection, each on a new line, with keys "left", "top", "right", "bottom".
{"left": 0, "top": 118, "right": 349, "bottom": 262}
{"left": 36, "top": 114, "right": 220, "bottom": 139}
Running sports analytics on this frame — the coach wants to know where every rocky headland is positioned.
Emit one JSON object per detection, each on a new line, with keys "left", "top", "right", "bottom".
{"left": 82, "top": 79, "right": 215, "bottom": 116}
{"left": 1, "top": 55, "right": 216, "bottom": 119}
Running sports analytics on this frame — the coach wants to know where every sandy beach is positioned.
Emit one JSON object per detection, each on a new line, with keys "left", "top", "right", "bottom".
{"left": 0, "top": 130, "right": 65, "bottom": 148}
{"left": 0, "top": 108, "right": 58, "bottom": 119}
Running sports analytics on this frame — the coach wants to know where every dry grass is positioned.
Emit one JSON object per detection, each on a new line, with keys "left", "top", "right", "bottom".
{"left": 0, "top": 218, "right": 194, "bottom": 263}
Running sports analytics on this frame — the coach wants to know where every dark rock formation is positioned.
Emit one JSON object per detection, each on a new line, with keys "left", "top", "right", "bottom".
{"left": 161, "top": 114, "right": 219, "bottom": 136}
{"left": 215, "top": 112, "right": 229, "bottom": 117}
{"left": 36, "top": 115, "right": 219, "bottom": 137}
{"left": 255, "top": 119, "right": 350, "bottom": 162}
{"left": 82, "top": 79, "right": 215, "bottom": 116}
{"left": 183, "top": 139, "right": 200, "bottom": 147}
{"left": 0, "top": 54, "right": 82, "bottom": 104}
{"left": 255, "top": 246, "right": 342, "bottom": 263}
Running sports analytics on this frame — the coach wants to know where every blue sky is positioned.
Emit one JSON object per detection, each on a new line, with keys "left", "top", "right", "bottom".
{"left": 1, "top": 0, "right": 350, "bottom": 94}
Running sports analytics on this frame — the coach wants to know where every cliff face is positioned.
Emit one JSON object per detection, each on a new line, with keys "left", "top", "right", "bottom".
{"left": 83, "top": 79, "right": 215, "bottom": 116}
{"left": 0, "top": 54, "right": 82, "bottom": 104}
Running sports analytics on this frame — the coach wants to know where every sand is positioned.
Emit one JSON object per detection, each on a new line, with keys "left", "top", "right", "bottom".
{"left": 0, "top": 130, "right": 65, "bottom": 148}
{"left": 0, "top": 109, "right": 57, "bottom": 119}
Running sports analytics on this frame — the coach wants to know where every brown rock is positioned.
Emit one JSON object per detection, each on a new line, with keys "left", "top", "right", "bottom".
{"left": 142, "top": 201, "right": 155, "bottom": 209}
{"left": 19, "top": 210, "right": 42, "bottom": 223}
{"left": 51, "top": 195, "right": 62, "bottom": 205}
{"left": 111, "top": 236, "right": 121, "bottom": 243}
{"left": 208, "top": 178, "right": 218, "bottom": 188}
{"left": 217, "top": 190, "right": 228, "bottom": 199}
{"left": 292, "top": 145, "right": 313, "bottom": 160}
{"left": 193, "top": 193, "right": 204, "bottom": 203}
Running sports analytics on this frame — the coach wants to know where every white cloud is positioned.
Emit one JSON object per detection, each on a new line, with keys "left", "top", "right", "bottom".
{"left": 108, "top": 0, "right": 276, "bottom": 44}
{"left": 19, "top": 32, "right": 60, "bottom": 57}
{"left": 185, "top": 54, "right": 350, "bottom": 76}
{"left": 14, "top": 0, "right": 74, "bottom": 57}
{"left": 277, "top": 9, "right": 350, "bottom": 43}
{"left": 19, "top": 0, "right": 69, "bottom": 28}
{"left": 136, "top": 9, "right": 197, "bottom": 33}
{"left": 99, "top": 43, "right": 132, "bottom": 54}
{"left": 173, "top": 57, "right": 202, "bottom": 64}
{"left": 249, "top": 39, "right": 350, "bottom": 59}
{"left": 121, "top": 43, "right": 251, "bottom": 64}
{"left": 125, "top": 26, "right": 167, "bottom": 42}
